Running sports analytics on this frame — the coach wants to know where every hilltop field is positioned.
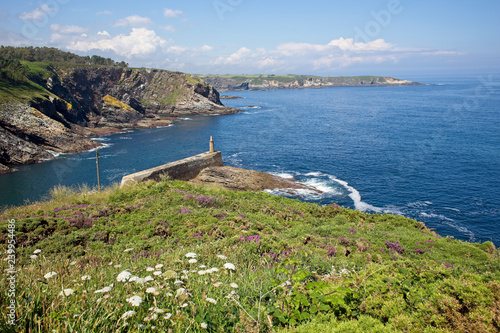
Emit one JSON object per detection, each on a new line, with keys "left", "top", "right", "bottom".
{"left": 1, "top": 179, "right": 499, "bottom": 332}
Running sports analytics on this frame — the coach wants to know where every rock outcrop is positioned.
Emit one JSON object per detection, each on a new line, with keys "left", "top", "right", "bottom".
{"left": 190, "top": 166, "right": 322, "bottom": 194}
{"left": 0, "top": 67, "right": 239, "bottom": 173}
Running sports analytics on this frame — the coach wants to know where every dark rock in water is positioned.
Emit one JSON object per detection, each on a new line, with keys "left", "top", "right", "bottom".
{"left": 190, "top": 166, "right": 322, "bottom": 194}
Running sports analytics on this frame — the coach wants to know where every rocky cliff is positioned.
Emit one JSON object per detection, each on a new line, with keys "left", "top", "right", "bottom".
{"left": 200, "top": 74, "right": 420, "bottom": 91}
{"left": 0, "top": 66, "right": 239, "bottom": 173}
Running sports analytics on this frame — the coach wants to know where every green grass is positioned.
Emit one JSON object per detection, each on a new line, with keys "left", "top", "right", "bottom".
{"left": 0, "top": 79, "right": 53, "bottom": 104}
{"left": 1, "top": 180, "right": 499, "bottom": 332}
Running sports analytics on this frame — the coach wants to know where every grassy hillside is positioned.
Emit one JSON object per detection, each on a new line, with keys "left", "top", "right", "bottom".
{"left": 1, "top": 180, "right": 499, "bottom": 332}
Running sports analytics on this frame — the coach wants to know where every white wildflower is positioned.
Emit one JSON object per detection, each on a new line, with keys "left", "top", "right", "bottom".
{"left": 181, "top": 275, "right": 188, "bottom": 279}
{"left": 70, "top": 261, "right": 77, "bottom": 266}
{"left": 121, "top": 310, "right": 136, "bottom": 320}
{"left": 146, "top": 287, "right": 156, "bottom": 294}
{"left": 188, "top": 259, "right": 197, "bottom": 264}
{"left": 94, "top": 286, "right": 112, "bottom": 293}
{"left": 174, "top": 280, "right": 184, "bottom": 286}
{"left": 44, "top": 271, "right": 57, "bottom": 279}
{"left": 198, "top": 270, "right": 206, "bottom": 275}
{"left": 180, "top": 303, "right": 188, "bottom": 308}
{"left": 81, "top": 275, "right": 91, "bottom": 281}
{"left": 230, "top": 283, "right": 238, "bottom": 288}
{"left": 33, "top": 249, "right": 42, "bottom": 254}
{"left": 206, "top": 297, "right": 217, "bottom": 304}
{"left": 114, "top": 264, "right": 122, "bottom": 269}
{"left": 209, "top": 267, "right": 219, "bottom": 273}
{"left": 126, "top": 295, "right": 143, "bottom": 307}
{"left": 153, "top": 271, "right": 162, "bottom": 276}
{"left": 166, "top": 292, "right": 173, "bottom": 297}
{"left": 124, "top": 248, "right": 134, "bottom": 252}
{"left": 117, "top": 270, "right": 132, "bottom": 282}
{"left": 134, "top": 277, "right": 146, "bottom": 285}
{"left": 223, "top": 263, "right": 236, "bottom": 270}
{"left": 155, "top": 264, "right": 164, "bottom": 270}
{"left": 176, "top": 288, "right": 187, "bottom": 297}
{"left": 144, "top": 276, "right": 154, "bottom": 282}
{"left": 30, "top": 255, "right": 38, "bottom": 259}
{"left": 185, "top": 252, "right": 197, "bottom": 258}
{"left": 199, "top": 265, "right": 207, "bottom": 268}
{"left": 59, "top": 288, "right": 75, "bottom": 296}
{"left": 163, "top": 313, "right": 172, "bottom": 320}
{"left": 201, "top": 322, "right": 208, "bottom": 329}
{"left": 146, "top": 267, "right": 154, "bottom": 272}
{"left": 150, "top": 308, "right": 165, "bottom": 314}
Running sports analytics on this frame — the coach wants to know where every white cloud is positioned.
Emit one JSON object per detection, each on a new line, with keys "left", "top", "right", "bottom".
{"left": 97, "top": 10, "right": 113, "bottom": 15}
{"left": 163, "top": 8, "right": 183, "bottom": 18}
{"left": 19, "top": 4, "right": 56, "bottom": 22}
{"left": 115, "top": 15, "right": 152, "bottom": 27}
{"left": 50, "top": 24, "right": 87, "bottom": 35}
{"left": 161, "top": 25, "right": 176, "bottom": 32}
{"left": 67, "top": 28, "right": 168, "bottom": 58}
{"left": 98, "top": 31, "right": 111, "bottom": 37}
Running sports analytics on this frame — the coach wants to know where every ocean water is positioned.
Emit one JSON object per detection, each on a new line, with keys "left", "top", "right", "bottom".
{"left": 1, "top": 75, "right": 499, "bottom": 246}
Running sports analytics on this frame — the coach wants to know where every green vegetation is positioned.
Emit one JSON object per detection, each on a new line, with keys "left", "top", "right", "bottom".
{"left": 0, "top": 46, "right": 128, "bottom": 68}
{"left": 1, "top": 180, "right": 498, "bottom": 332}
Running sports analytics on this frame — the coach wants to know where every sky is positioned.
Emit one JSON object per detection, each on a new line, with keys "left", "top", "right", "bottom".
{"left": 1, "top": 0, "right": 499, "bottom": 77}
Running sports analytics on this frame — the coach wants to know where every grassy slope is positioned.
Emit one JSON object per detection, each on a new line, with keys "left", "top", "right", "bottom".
{"left": 0, "top": 181, "right": 499, "bottom": 332}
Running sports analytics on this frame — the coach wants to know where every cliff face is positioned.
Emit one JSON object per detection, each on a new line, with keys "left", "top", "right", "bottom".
{"left": 201, "top": 75, "right": 420, "bottom": 92}
{"left": 0, "top": 67, "right": 238, "bottom": 173}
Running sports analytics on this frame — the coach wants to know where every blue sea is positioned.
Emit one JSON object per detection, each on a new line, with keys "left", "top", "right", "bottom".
{"left": 1, "top": 74, "right": 499, "bottom": 246}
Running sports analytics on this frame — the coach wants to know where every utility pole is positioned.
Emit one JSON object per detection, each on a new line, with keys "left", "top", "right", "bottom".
{"left": 96, "top": 148, "right": 101, "bottom": 191}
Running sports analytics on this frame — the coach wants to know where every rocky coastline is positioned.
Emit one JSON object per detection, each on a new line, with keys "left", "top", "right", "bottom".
{"left": 0, "top": 67, "right": 239, "bottom": 174}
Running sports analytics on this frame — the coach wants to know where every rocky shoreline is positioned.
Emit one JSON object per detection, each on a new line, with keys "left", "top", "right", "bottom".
{"left": 0, "top": 67, "right": 240, "bottom": 174}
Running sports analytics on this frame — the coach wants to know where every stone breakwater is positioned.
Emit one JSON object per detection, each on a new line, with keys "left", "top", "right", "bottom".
{"left": 120, "top": 150, "right": 321, "bottom": 194}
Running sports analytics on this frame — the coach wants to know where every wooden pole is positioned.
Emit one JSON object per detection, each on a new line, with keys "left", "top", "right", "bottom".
{"left": 209, "top": 136, "right": 214, "bottom": 153}
{"left": 96, "top": 148, "right": 101, "bottom": 191}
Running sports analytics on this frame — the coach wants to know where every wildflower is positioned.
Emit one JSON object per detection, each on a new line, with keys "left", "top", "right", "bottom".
{"left": 59, "top": 288, "right": 75, "bottom": 296}
{"left": 163, "top": 270, "right": 177, "bottom": 279}
{"left": 114, "top": 264, "right": 122, "bottom": 269}
{"left": 30, "top": 255, "right": 38, "bottom": 259}
{"left": 185, "top": 252, "right": 197, "bottom": 258}
{"left": 180, "top": 303, "right": 188, "bottom": 308}
{"left": 155, "top": 264, "right": 164, "bottom": 270}
{"left": 230, "top": 283, "right": 238, "bottom": 288}
{"left": 176, "top": 288, "right": 187, "bottom": 297}
{"left": 163, "top": 313, "right": 172, "bottom": 320}
{"left": 95, "top": 286, "right": 112, "bottom": 293}
{"left": 144, "top": 313, "right": 158, "bottom": 321}
{"left": 121, "top": 310, "right": 136, "bottom": 320}
{"left": 70, "top": 261, "right": 77, "bottom": 266}
{"left": 201, "top": 322, "right": 208, "bottom": 329}
{"left": 216, "top": 254, "right": 227, "bottom": 260}
{"left": 199, "top": 265, "right": 207, "bottom": 268}
{"left": 188, "top": 259, "right": 197, "bottom": 264}
{"left": 144, "top": 276, "right": 154, "bottom": 282}
{"left": 44, "top": 272, "right": 57, "bottom": 279}
{"left": 223, "top": 263, "right": 236, "bottom": 270}
{"left": 166, "top": 292, "right": 173, "bottom": 297}
{"left": 206, "top": 297, "right": 217, "bottom": 304}
{"left": 124, "top": 248, "right": 134, "bottom": 252}
{"left": 153, "top": 271, "right": 162, "bottom": 276}
{"left": 146, "top": 287, "right": 157, "bottom": 294}
{"left": 133, "top": 277, "right": 146, "bottom": 285}
{"left": 126, "top": 295, "right": 143, "bottom": 307}
{"left": 33, "top": 249, "right": 42, "bottom": 254}
{"left": 81, "top": 275, "right": 91, "bottom": 281}
{"left": 117, "top": 270, "right": 132, "bottom": 282}
{"left": 146, "top": 267, "right": 155, "bottom": 272}
{"left": 198, "top": 270, "right": 207, "bottom": 275}
{"left": 174, "top": 280, "right": 184, "bottom": 286}
{"left": 150, "top": 307, "right": 165, "bottom": 314}
{"left": 213, "top": 282, "right": 222, "bottom": 288}
{"left": 209, "top": 267, "right": 219, "bottom": 273}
